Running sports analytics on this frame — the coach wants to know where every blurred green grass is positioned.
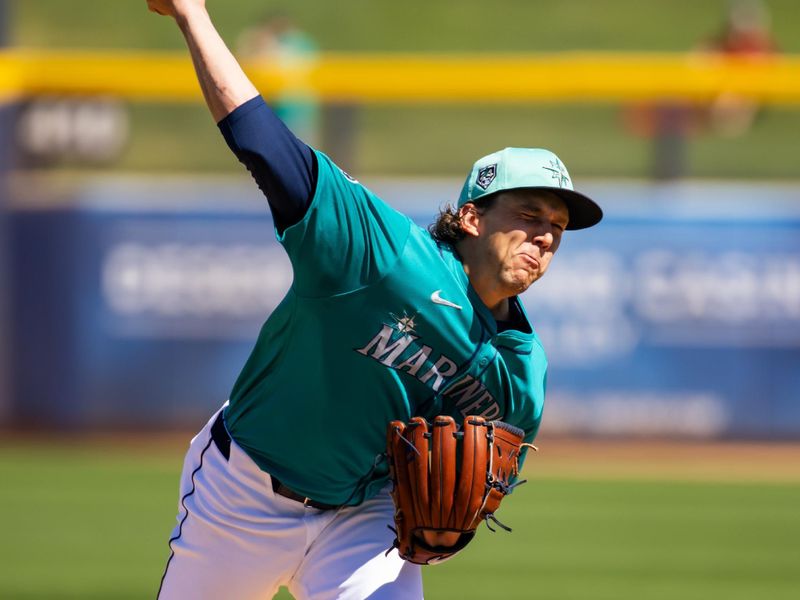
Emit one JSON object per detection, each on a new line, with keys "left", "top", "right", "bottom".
{"left": 12, "top": 0, "right": 800, "bottom": 53}
{"left": 9, "top": 0, "right": 800, "bottom": 178}
{"left": 1, "top": 441, "right": 798, "bottom": 599}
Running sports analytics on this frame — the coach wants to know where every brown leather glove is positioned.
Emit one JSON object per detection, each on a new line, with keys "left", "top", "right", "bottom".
{"left": 386, "top": 415, "right": 529, "bottom": 565}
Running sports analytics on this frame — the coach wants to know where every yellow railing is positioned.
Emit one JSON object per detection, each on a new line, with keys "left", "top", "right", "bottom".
{"left": 0, "top": 49, "right": 798, "bottom": 104}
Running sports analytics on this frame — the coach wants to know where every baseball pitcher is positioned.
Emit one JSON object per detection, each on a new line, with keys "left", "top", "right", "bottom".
{"left": 148, "top": 1, "right": 603, "bottom": 598}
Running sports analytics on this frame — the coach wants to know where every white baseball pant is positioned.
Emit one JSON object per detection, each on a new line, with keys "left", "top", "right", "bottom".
{"left": 158, "top": 405, "right": 422, "bottom": 599}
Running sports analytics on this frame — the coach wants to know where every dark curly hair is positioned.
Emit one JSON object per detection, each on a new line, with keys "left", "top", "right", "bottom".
{"left": 428, "top": 195, "right": 498, "bottom": 244}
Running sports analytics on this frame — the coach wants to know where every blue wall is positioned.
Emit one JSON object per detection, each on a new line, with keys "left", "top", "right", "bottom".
{"left": 9, "top": 177, "right": 800, "bottom": 437}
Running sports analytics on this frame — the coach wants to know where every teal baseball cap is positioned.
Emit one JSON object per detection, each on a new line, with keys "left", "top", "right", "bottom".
{"left": 458, "top": 147, "right": 602, "bottom": 230}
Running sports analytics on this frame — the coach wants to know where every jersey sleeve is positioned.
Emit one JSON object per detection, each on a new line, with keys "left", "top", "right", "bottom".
{"left": 217, "top": 95, "right": 316, "bottom": 233}
{"left": 278, "top": 150, "right": 413, "bottom": 297}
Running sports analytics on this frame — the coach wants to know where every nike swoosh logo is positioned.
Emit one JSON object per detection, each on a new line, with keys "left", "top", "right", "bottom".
{"left": 430, "top": 290, "right": 462, "bottom": 310}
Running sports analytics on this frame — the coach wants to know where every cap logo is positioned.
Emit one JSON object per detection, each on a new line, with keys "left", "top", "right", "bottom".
{"left": 542, "top": 159, "right": 570, "bottom": 188}
{"left": 475, "top": 164, "right": 497, "bottom": 190}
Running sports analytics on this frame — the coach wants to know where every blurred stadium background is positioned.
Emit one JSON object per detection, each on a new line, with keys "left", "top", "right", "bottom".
{"left": 1, "top": 0, "right": 799, "bottom": 598}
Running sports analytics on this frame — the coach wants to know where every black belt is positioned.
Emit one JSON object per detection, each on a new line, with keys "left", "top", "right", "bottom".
{"left": 210, "top": 411, "right": 340, "bottom": 511}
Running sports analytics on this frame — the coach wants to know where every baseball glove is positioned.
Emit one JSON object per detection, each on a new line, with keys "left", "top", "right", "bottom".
{"left": 385, "top": 415, "right": 531, "bottom": 565}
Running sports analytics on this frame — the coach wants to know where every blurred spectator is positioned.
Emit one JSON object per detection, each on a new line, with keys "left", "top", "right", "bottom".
{"left": 238, "top": 11, "right": 320, "bottom": 146}
{"left": 623, "top": 0, "right": 779, "bottom": 178}
{"left": 698, "top": 0, "right": 778, "bottom": 137}
{"left": 702, "top": 0, "right": 777, "bottom": 58}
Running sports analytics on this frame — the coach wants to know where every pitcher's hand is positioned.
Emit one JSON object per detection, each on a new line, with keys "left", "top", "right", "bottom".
{"left": 146, "top": 0, "right": 205, "bottom": 19}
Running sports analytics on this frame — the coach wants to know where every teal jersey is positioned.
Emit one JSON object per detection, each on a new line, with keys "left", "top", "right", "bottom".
{"left": 225, "top": 150, "right": 547, "bottom": 506}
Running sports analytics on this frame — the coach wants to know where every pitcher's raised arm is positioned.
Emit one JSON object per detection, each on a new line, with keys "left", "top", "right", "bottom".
{"left": 147, "top": 0, "right": 258, "bottom": 121}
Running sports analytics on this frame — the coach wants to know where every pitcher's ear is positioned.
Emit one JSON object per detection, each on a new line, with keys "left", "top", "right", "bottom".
{"left": 458, "top": 203, "right": 481, "bottom": 237}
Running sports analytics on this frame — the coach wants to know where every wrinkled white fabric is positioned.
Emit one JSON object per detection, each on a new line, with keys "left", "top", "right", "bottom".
{"left": 158, "top": 405, "right": 422, "bottom": 600}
